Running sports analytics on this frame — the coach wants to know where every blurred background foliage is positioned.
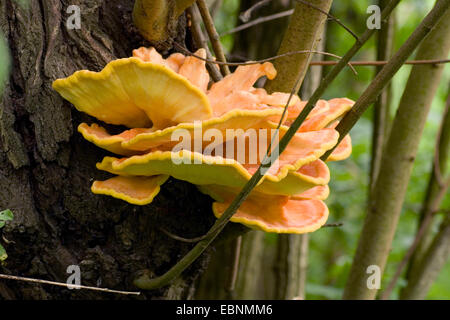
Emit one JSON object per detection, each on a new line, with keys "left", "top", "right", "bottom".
{"left": 211, "top": 0, "right": 449, "bottom": 299}
{"left": 0, "top": 0, "right": 28, "bottom": 93}
{"left": 0, "top": 0, "right": 447, "bottom": 299}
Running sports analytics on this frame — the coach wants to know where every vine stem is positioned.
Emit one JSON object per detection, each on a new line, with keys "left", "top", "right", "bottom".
{"left": 239, "top": 0, "right": 271, "bottom": 22}
{"left": 133, "top": 0, "right": 403, "bottom": 290}
{"left": 0, "top": 274, "right": 140, "bottom": 295}
{"left": 174, "top": 43, "right": 356, "bottom": 74}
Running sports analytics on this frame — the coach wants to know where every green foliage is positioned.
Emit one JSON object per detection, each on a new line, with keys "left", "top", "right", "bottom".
{"left": 0, "top": 209, "right": 14, "bottom": 228}
{"left": 0, "top": 209, "right": 14, "bottom": 261}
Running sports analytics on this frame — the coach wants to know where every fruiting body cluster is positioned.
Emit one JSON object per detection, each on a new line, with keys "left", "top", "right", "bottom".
{"left": 52, "top": 47, "right": 353, "bottom": 234}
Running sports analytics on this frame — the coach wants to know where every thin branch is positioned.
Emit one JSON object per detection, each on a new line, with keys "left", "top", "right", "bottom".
{"left": 295, "top": 0, "right": 360, "bottom": 43}
{"left": 160, "top": 227, "right": 205, "bottom": 243}
{"left": 133, "top": 0, "right": 402, "bottom": 290}
{"left": 402, "top": 92, "right": 450, "bottom": 296}
{"left": 370, "top": 0, "right": 395, "bottom": 203}
{"left": 209, "top": 0, "right": 223, "bottom": 19}
{"left": 196, "top": 0, "right": 230, "bottom": 76}
{"left": 432, "top": 98, "right": 449, "bottom": 187}
{"left": 224, "top": 0, "right": 360, "bottom": 44}
{"left": 240, "top": 0, "right": 272, "bottom": 22}
{"left": 383, "top": 98, "right": 450, "bottom": 300}
{"left": 187, "top": 5, "right": 223, "bottom": 82}
{"left": 225, "top": 236, "right": 242, "bottom": 298}
{"left": 400, "top": 215, "right": 450, "bottom": 300}
{"left": 380, "top": 207, "right": 437, "bottom": 299}
{"left": 173, "top": 43, "right": 357, "bottom": 74}
{"left": 0, "top": 274, "right": 141, "bottom": 295}
{"left": 222, "top": 9, "right": 294, "bottom": 37}
{"left": 309, "top": 59, "right": 450, "bottom": 66}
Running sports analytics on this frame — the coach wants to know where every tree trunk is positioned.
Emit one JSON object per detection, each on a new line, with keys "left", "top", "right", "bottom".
{"left": 0, "top": 0, "right": 214, "bottom": 300}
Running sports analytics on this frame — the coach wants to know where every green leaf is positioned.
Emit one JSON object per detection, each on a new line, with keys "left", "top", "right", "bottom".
{"left": 0, "top": 209, "right": 14, "bottom": 222}
{"left": 0, "top": 244, "right": 7, "bottom": 261}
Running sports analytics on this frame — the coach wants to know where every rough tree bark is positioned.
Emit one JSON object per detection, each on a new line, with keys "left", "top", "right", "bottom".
{"left": 0, "top": 0, "right": 215, "bottom": 300}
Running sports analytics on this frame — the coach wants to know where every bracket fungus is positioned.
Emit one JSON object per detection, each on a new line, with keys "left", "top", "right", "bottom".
{"left": 52, "top": 47, "right": 354, "bottom": 234}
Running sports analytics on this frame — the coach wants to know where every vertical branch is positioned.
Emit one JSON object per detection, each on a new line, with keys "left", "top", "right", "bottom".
{"left": 400, "top": 215, "right": 450, "bottom": 300}
{"left": 342, "top": 2, "right": 450, "bottom": 300}
{"left": 196, "top": 0, "right": 230, "bottom": 76}
{"left": 406, "top": 93, "right": 450, "bottom": 274}
{"left": 209, "top": 0, "right": 223, "bottom": 19}
{"left": 370, "top": 0, "right": 395, "bottom": 192}
{"left": 399, "top": 96, "right": 450, "bottom": 299}
{"left": 234, "top": 231, "right": 266, "bottom": 299}
{"left": 265, "top": 0, "right": 333, "bottom": 93}
{"left": 187, "top": 5, "right": 223, "bottom": 82}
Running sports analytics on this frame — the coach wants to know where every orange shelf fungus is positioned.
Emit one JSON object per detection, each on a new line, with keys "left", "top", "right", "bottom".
{"left": 53, "top": 47, "right": 354, "bottom": 234}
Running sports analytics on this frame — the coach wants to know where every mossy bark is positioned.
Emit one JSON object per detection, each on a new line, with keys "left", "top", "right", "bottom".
{"left": 0, "top": 0, "right": 212, "bottom": 300}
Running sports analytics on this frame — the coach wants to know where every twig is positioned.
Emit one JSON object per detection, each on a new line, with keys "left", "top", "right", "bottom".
{"left": 222, "top": 9, "right": 294, "bottom": 37}
{"left": 370, "top": 0, "right": 395, "bottom": 199}
{"left": 173, "top": 43, "right": 357, "bottom": 74}
{"left": 401, "top": 92, "right": 450, "bottom": 295}
{"left": 187, "top": 5, "right": 223, "bottom": 82}
{"left": 209, "top": 0, "right": 223, "bottom": 19}
{"left": 400, "top": 215, "right": 450, "bottom": 299}
{"left": 240, "top": 0, "right": 272, "bottom": 22}
{"left": 224, "top": 54, "right": 450, "bottom": 66}
{"left": 380, "top": 208, "right": 437, "bottom": 299}
{"left": 224, "top": 0, "right": 360, "bottom": 44}
{"left": 133, "top": 0, "right": 402, "bottom": 290}
{"left": 309, "top": 59, "right": 450, "bottom": 66}
{"left": 160, "top": 227, "right": 205, "bottom": 243}
{"left": 0, "top": 274, "right": 141, "bottom": 295}
{"left": 295, "top": 0, "right": 360, "bottom": 43}
{"left": 196, "top": 0, "right": 230, "bottom": 76}
{"left": 322, "top": 222, "right": 344, "bottom": 228}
